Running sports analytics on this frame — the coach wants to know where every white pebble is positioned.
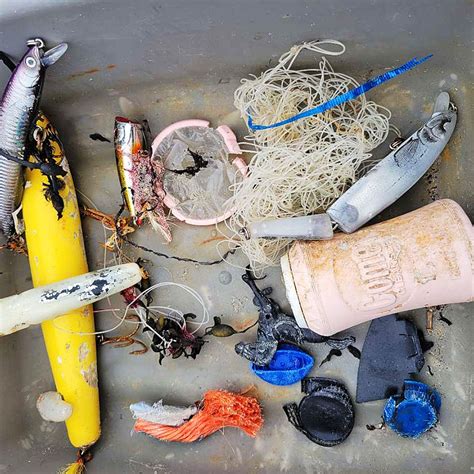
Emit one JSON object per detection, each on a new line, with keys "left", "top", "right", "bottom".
{"left": 36, "top": 391, "right": 72, "bottom": 422}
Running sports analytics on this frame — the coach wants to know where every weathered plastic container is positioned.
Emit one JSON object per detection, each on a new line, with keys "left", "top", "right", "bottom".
{"left": 282, "top": 199, "right": 474, "bottom": 336}
{"left": 0, "top": 1, "right": 472, "bottom": 473}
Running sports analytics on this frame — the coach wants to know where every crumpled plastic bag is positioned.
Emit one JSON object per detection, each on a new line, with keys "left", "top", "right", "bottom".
{"left": 130, "top": 400, "right": 198, "bottom": 427}
{"left": 153, "top": 126, "right": 243, "bottom": 221}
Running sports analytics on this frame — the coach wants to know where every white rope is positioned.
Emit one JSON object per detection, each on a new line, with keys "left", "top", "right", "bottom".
{"left": 222, "top": 40, "right": 392, "bottom": 271}
{"left": 51, "top": 281, "right": 210, "bottom": 347}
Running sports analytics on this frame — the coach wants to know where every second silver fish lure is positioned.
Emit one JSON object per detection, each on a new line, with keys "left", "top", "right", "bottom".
{"left": 327, "top": 91, "right": 457, "bottom": 233}
{"left": 0, "top": 39, "right": 68, "bottom": 236}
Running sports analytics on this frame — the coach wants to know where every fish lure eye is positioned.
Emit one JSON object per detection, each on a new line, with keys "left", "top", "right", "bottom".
{"left": 26, "top": 57, "right": 37, "bottom": 68}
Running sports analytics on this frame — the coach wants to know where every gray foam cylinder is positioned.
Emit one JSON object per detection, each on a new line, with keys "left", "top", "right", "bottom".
{"left": 0, "top": 263, "right": 142, "bottom": 335}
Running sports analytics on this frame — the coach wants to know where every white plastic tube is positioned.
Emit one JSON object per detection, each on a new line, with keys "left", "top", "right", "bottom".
{"left": 246, "top": 214, "right": 334, "bottom": 240}
{"left": 0, "top": 263, "right": 141, "bottom": 335}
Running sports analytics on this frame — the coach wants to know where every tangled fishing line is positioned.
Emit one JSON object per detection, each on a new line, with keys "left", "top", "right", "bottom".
{"left": 70, "top": 190, "right": 211, "bottom": 359}
{"left": 224, "top": 40, "right": 393, "bottom": 270}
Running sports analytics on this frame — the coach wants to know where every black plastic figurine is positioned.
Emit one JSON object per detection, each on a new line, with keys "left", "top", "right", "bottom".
{"left": 234, "top": 266, "right": 355, "bottom": 366}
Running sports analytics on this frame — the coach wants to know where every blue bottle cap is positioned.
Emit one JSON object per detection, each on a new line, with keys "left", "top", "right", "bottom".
{"left": 383, "top": 380, "right": 441, "bottom": 438}
{"left": 251, "top": 344, "right": 314, "bottom": 386}
{"left": 403, "top": 380, "right": 442, "bottom": 412}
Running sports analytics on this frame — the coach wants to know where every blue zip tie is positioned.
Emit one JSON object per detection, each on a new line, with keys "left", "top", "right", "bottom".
{"left": 247, "top": 55, "right": 433, "bottom": 131}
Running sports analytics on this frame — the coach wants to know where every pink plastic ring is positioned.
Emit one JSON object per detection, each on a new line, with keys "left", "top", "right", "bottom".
{"left": 152, "top": 120, "right": 247, "bottom": 226}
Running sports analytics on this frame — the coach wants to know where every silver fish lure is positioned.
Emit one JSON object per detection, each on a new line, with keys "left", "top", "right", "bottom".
{"left": 0, "top": 39, "right": 68, "bottom": 236}
{"left": 327, "top": 92, "right": 457, "bottom": 233}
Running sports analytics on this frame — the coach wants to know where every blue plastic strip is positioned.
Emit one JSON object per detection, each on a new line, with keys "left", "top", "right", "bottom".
{"left": 247, "top": 55, "right": 433, "bottom": 131}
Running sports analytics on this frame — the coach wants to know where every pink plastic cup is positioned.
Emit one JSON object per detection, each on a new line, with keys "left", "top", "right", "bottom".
{"left": 281, "top": 199, "right": 474, "bottom": 336}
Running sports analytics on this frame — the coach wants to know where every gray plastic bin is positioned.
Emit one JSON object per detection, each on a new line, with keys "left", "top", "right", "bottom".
{"left": 0, "top": 1, "right": 472, "bottom": 472}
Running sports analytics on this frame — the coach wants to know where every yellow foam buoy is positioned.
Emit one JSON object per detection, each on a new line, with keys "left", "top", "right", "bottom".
{"left": 22, "top": 114, "right": 100, "bottom": 450}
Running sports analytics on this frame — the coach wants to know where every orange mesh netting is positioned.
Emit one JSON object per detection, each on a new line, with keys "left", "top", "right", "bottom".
{"left": 134, "top": 390, "right": 263, "bottom": 442}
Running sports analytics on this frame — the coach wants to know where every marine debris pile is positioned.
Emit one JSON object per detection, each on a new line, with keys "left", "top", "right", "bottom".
{"left": 0, "top": 37, "right": 469, "bottom": 472}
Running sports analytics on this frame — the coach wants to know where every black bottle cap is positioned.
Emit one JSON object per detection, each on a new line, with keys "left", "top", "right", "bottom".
{"left": 284, "top": 377, "right": 354, "bottom": 447}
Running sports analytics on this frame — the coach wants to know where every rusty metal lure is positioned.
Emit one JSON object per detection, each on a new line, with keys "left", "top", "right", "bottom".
{"left": 114, "top": 117, "right": 171, "bottom": 242}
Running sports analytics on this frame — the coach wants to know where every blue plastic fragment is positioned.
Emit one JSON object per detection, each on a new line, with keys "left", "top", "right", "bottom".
{"left": 251, "top": 344, "right": 314, "bottom": 386}
{"left": 247, "top": 55, "right": 432, "bottom": 131}
{"left": 383, "top": 380, "right": 441, "bottom": 438}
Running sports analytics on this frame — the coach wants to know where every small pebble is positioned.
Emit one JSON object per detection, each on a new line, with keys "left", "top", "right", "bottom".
{"left": 36, "top": 391, "right": 72, "bottom": 422}
{"left": 219, "top": 271, "right": 232, "bottom": 285}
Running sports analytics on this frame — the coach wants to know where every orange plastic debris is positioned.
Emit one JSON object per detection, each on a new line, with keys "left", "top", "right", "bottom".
{"left": 134, "top": 390, "right": 263, "bottom": 442}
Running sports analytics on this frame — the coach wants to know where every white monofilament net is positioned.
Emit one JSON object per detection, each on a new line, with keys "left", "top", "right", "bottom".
{"left": 224, "top": 40, "right": 392, "bottom": 271}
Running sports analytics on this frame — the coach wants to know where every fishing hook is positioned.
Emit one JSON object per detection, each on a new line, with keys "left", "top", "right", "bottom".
{"left": 97, "top": 314, "right": 148, "bottom": 355}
